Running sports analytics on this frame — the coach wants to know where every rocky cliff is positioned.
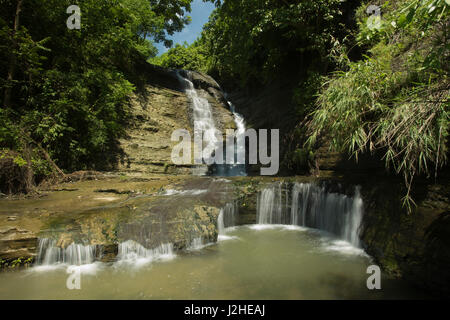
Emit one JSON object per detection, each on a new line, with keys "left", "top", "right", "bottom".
{"left": 116, "top": 66, "right": 235, "bottom": 176}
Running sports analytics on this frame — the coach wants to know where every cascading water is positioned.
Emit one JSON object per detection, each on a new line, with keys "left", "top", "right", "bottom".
{"left": 187, "top": 237, "right": 204, "bottom": 251}
{"left": 176, "top": 70, "right": 220, "bottom": 175}
{"left": 257, "top": 183, "right": 288, "bottom": 225}
{"left": 176, "top": 70, "right": 247, "bottom": 177}
{"left": 213, "top": 100, "right": 247, "bottom": 176}
{"left": 117, "top": 240, "right": 174, "bottom": 263}
{"left": 36, "top": 238, "right": 96, "bottom": 266}
{"left": 217, "top": 202, "right": 238, "bottom": 240}
{"left": 256, "top": 182, "right": 363, "bottom": 247}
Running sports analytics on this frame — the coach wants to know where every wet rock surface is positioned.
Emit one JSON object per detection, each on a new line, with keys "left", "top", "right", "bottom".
{"left": 0, "top": 227, "right": 37, "bottom": 261}
{"left": 117, "top": 85, "right": 194, "bottom": 176}
{"left": 0, "top": 176, "right": 239, "bottom": 266}
{"left": 116, "top": 67, "right": 236, "bottom": 177}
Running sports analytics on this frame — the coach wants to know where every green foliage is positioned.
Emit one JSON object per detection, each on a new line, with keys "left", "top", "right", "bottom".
{"left": 307, "top": 0, "right": 450, "bottom": 211}
{"left": 292, "top": 72, "right": 323, "bottom": 119}
{"left": 200, "top": 0, "right": 348, "bottom": 86}
{"left": 154, "top": 0, "right": 352, "bottom": 86}
{"left": 0, "top": 0, "right": 194, "bottom": 179}
{"left": 150, "top": 40, "right": 208, "bottom": 72}
{"left": 0, "top": 257, "right": 33, "bottom": 269}
{"left": 293, "top": 148, "right": 315, "bottom": 168}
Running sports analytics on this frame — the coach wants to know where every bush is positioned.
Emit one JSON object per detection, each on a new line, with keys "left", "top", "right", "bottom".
{"left": 307, "top": 0, "right": 450, "bottom": 210}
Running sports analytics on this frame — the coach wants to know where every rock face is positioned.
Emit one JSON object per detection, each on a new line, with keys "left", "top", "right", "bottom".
{"left": 227, "top": 80, "right": 300, "bottom": 175}
{"left": 0, "top": 227, "right": 37, "bottom": 261}
{"left": 356, "top": 174, "right": 450, "bottom": 297}
{"left": 117, "top": 84, "right": 193, "bottom": 175}
{"left": 117, "top": 67, "right": 236, "bottom": 176}
{"left": 36, "top": 178, "right": 234, "bottom": 260}
{"left": 0, "top": 176, "right": 237, "bottom": 267}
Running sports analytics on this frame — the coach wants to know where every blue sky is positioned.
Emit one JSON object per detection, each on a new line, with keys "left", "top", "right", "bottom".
{"left": 154, "top": 0, "right": 216, "bottom": 55}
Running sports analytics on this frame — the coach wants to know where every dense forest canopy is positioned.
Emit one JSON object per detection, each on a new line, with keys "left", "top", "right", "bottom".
{"left": 152, "top": 0, "right": 356, "bottom": 86}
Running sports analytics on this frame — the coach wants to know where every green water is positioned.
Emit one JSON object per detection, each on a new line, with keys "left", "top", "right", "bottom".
{"left": 0, "top": 225, "right": 424, "bottom": 299}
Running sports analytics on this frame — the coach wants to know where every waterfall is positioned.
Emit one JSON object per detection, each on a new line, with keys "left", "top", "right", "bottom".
{"left": 257, "top": 183, "right": 288, "bottom": 225}
{"left": 218, "top": 202, "right": 238, "bottom": 235}
{"left": 176, "top": 70, "right": 220, "bottom": 175}
{"left": 187, "top": 237, "right": 204, "bottom": 251}
{"left": 189, "top": 201, "right": 239, "bottom": 248}
{"left": 256, "top": 182, "right": 363, "bottom": 247}
{"left": 220, "top": 100, "right": 247, "bottom": 176}
{"left": 117, "top": 240, "right": 174, "bottom": 262}
{"left": 36, "top": 238, "right": 96, "bottom": 266}
{"left": 176, "top": 70, "right": 248, "bottom": 177}
{"left": 344, "top": 187, "right": 363, "bottom": 246}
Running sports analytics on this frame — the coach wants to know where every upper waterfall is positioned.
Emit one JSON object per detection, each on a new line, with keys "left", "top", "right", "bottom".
{"left": 212, "top": 99, "right": 247, "bottom": 176}
{"left": 176, "top": 70, "right": 220, "bottom": 175}
{"left": 176, "top": 70, "right": 247, "bottom": 176}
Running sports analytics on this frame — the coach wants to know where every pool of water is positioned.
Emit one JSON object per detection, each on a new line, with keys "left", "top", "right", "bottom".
{"left": 0, "top": 225, "right": 424, "bottom": 299}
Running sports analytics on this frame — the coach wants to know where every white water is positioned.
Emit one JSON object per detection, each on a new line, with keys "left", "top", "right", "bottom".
{"left": 257, "top": 183, "right": 289, "bottom": 225}
{"left": 216, "top": 100, "right": 247, "bottom": 176}
{"left": 217, "top": 202, "right": 239, "bottom": 241}
{"left": 218, "top": 202, "right": 238, "bottom": 234}
{"left": 35, "top": 238, "right": 175, "bottom": 269}
{"left": 162, "top": 189, "right": 207, "bottom": 196}
{"left": 176, "top": 71, "right": 220, "bottom": 175}
{"left": 116, "top": 240, "right": 175, "bottom": 266}
{"left": 187, "top": 237, "right": 205, "bottom": 251}
{"left": 257, "top": 182, "right": 363, "bottom": 247}
{"left": 36, "top": 238, "right": 97, "bottom": 266}
{"left": 176, "top": 70, "right": 248, "bottom": 177}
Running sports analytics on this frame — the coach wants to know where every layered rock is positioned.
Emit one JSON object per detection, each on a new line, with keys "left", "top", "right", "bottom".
{"left": 0, "top": 227, "right": 37, "bottom": 261}
{"left": 117, "top": 67, "right": 236, "bottom": 177}
{"left": 117, "top": 85, "right": 193, "bottom": 175}
{"left": 356, "top": 174, "right": 450, "bottom": 297}
{"left": 0, "top": 176, "right": 236, "bottom": 267}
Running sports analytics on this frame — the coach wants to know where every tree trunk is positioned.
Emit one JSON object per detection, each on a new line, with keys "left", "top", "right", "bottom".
{"left": 3, "top": 0, "right": 23, "bottom": 108}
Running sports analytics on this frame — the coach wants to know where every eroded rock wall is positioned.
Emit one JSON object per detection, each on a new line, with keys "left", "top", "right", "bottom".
{"left": 117, "top": 67, "right": 236, "bottom": 176}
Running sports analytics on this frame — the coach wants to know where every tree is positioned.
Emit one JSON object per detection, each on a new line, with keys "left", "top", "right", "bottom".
{"left": 3, "top": 0, "right": 22, "bottom": 108}
{"left": 0, "top": 0, "right": 195, "bottom": 191}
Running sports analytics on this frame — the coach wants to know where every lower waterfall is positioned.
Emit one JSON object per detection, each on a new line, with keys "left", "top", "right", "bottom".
{"left": 218, "top": 202, "right": 238, "bottom": 235}
{"left": 36, "top": 238, "right": 97, "bottom": 266}
{"left": 217, "top": 202, "right": 239, "bottom": 242}
{"left": 117, "top": 240, "right": 175, "bottom": 263}
{"left": 256, "top": 182, "right": 363, "bottom": 247}
{"left": 187, "top": 237, "right": 204, "bottom": 251}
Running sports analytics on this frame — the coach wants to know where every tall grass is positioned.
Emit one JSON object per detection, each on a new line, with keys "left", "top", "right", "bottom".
{"left": 307, "top": 0, "right": 449, "bottom": 211}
